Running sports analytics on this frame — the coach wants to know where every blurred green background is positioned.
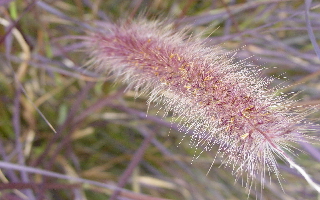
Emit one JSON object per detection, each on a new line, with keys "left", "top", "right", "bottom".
{"left": 0, "top": 0, "right": 320, "bottom": 199}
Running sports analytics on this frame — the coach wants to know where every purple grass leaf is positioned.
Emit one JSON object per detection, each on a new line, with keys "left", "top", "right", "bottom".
{"left": 0, "top": 0, "right": 14, "bottom": 7}
{"left": 305, "top": 0, "right": 320, "bottom": 59}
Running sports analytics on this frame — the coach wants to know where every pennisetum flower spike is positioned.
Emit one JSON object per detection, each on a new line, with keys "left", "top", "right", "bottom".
{"left": 82, "top": 19, "right": 320, "bottom": 193}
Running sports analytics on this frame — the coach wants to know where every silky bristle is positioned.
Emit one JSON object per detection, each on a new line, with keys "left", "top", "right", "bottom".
{"left": 84, "top": 19, "right": 313, "bottom": 188}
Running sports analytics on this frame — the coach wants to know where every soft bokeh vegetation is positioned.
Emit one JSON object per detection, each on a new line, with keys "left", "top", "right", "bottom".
{"left": 0, "top": 0, "right": 320, "bottom": 199}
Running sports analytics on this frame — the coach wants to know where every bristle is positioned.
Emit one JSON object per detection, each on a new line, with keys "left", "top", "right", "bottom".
{"left": 83, "top": 19, "right": 319, "bottom": 192}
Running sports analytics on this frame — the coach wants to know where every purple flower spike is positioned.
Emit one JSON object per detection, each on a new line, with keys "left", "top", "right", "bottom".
{"left": 84, "top": 19, "right": 319, "bottom": 192}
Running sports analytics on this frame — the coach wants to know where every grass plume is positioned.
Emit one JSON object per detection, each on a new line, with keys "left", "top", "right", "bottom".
{"left": 83, "top": 19, "right": 319, "bottom": 192}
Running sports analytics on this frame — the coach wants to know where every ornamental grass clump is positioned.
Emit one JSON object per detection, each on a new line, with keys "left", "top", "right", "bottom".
{"left": 83, "top": 19, "right": 319, "bottom": 192}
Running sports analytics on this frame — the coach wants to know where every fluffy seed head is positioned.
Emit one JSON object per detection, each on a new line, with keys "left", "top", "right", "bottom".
{"left": 83, "top": 19, "right": 311, "bottom": 186}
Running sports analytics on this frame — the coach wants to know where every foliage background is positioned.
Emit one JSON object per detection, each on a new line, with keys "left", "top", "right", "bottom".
{"left": 0, "top": 0, "right": 320, "bottom": 199}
